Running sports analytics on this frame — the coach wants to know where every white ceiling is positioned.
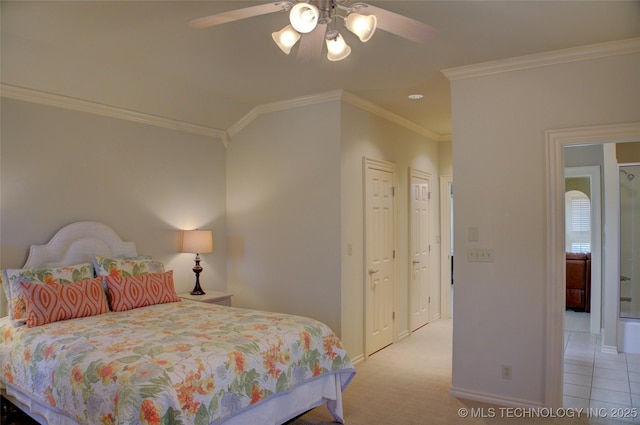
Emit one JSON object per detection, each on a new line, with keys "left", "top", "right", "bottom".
{"left": 2, "top": 1, "right": 639, "bottom": 139}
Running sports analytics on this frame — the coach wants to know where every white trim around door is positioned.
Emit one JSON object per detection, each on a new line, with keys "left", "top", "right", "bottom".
{"left": 545, "top": 121, "right": 640, "bottom": 408}
{"left": 440, "top": 175, "right": 453, "bottom": 319}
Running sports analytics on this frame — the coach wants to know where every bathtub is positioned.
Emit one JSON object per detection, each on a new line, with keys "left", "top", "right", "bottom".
{"left": 618, "top": 318, "right": 640, "bottom": 354}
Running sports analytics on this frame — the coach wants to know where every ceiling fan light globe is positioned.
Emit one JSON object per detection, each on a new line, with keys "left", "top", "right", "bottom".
{"left": 272, "top": 25, "right": 301, "bottom": 54}
{"left": 345, "top": 13, "right": 377, "bottom": 42}
{"left": 326, "top": 33, "right": 351, "bottom": 61}
{"left": 289, "top": 2, "right": 319, "bottom": 34}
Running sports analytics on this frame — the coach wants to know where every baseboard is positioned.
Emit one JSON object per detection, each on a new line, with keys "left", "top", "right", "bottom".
{"left": 450, "top": 386, "right": 545, "bottom": 409}
{"left": 397, "top": 329, "right": 411, "bottom": 341}
{"left": 349, "top": 353, "right": 365, "bottom": 365}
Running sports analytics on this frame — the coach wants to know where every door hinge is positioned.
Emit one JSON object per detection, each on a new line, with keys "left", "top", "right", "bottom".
{"left": 429, "top": 296, "right": 431, "bottom": 303}
{"left": 392, "top": 312, "right": 395, "bottom": 320}
{"left": 428, "top": 191, "right": 431, "bottom": 200}
{"left": 391, "top": 186, "right": 396, "bottom": 196}
{"left": 393, "top": 249, "right": 396, "bottom": 259}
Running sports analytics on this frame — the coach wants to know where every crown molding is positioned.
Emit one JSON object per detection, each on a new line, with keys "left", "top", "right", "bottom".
{"left": 2, "top": 83, "right": 444, "bottom": 146}
{"left": 227, "top": 90, "right": 343, "bottom": 139}
{"left": 228, "top": 89, "right": 442, "bottom": 142}
{"left": 438, "top": 134, "right": 452, "bottom": 143}
{"left": 1, "top": 84, "right": 228, "bottom": 145}
{"left": 442, "top": 37, "right": 640, "bottom": 81}
{"left": 340, "top": 91, "right": 442, "bottom": 141}
{"left": 546, "top": 121, "right": 640, "bottom": 146}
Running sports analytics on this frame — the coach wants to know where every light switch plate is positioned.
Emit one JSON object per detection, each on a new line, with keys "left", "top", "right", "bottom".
{"left": 468, "top": 227, "right": 479, "bottom": 242}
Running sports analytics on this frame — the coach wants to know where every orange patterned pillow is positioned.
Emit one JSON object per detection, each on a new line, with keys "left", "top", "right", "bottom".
{"left": 20, "top": 277, "right": 110, "bottom": 327}
{"left": 105, "top": 270, "right": 180, "bottom": 312}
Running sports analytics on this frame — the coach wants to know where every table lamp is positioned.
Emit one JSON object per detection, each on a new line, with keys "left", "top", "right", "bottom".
{"left": 181, "top": 229, "right": 213, "bottom": 295}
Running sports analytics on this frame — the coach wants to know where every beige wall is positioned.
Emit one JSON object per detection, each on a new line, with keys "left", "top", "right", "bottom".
{"left": 565, "top": 177, "right": 590, "bottom": 197}
{"left": 449, "top": 51, "right": 640, "bottom": 405}
{"left": 226, "top": 96, "right": 442, "bottom": 360}
{"left": 439, "top": 140, "right": 453, "bottom": 177}
{"left": 617, "top": 141, "right": 640, "bottom": 163}
{"left": 0, "top": 98, "right": 228, "bottom": 317}
{"left": 1, "top": 91, "right": 444, "bottom": 363}
{"left": 226, "top": 101, "right": 343, "bottom": 336}
{"left": 340, "top": 101, "right": 441, "bottom": 359}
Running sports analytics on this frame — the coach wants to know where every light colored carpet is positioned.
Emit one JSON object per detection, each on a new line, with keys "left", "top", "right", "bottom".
{"left": 290, "top": 318, "right": 617, "bottom": 425}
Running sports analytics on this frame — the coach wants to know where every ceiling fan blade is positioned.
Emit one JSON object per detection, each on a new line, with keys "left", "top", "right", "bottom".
{"left": 188, "top": 2, "right": 290, "bottom": 29}
{"left": 358, "top": 4, "right": 438, "bottom": 43}
{"left": 296, "top": 23, "right": 327, "bottom": 62}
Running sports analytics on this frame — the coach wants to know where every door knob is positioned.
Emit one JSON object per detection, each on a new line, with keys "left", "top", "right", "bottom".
{"left": 412, "top": 260, "right": 421, "bottom": 264}
{"left": 368, "top": 269, "right": 379, "bottom": 274}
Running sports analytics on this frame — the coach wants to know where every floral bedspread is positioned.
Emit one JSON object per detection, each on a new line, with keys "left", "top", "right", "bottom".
{"left": 0, "top": 301, "right": 355, "bottom": 424}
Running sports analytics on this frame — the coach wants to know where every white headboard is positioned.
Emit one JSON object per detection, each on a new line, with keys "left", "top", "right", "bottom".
{"left": 23, "top": 221, "right": 137, "bottom": 268}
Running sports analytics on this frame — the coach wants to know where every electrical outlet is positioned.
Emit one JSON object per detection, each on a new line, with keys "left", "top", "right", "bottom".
{"left": 502, "top": 364, "right": 512, "bottom": 379}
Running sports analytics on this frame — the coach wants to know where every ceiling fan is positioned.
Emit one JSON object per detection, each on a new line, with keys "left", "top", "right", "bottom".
{"left": 188, "top": 1, "right": 438, "bottom": 62}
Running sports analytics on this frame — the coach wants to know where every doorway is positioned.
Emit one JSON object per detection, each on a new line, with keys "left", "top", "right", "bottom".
{"left": 564, "top": 164, "right": 602, "bottom": 335}
{"left": 545, "top": 122, "right": 640, "bottom": 407}
{"left": 440, "top": 176, "right": 453, "bottom": 319}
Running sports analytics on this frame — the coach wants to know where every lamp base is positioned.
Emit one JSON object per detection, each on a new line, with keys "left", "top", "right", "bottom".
{"left": 190, "top": 277, "right": 206, "bottom": 295}
{"left": 190, "top": 256, "right": 206, "bottom": 295}
{"left": 190, "top": 288, "right": 206, "bottom": 295}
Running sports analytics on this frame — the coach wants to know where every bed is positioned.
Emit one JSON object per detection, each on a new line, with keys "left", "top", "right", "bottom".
{"left": 0, "top": 221, "right": 355, "bottom": 425}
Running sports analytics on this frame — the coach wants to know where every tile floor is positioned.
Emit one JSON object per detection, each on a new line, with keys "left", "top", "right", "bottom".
{"left": 563, "top": 318, "right": 640, "bottom": 422}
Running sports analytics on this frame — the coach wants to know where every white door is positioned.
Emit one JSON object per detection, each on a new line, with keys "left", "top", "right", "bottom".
{"left": 364, "top": 158, "right": 396, "bottom": 355}
{"left": 410, "top": 169, "right": 431, "bottom": 330}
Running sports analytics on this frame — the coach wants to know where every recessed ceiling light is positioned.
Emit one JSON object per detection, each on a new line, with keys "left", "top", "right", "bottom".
{"left": 408, "top": 94, "right": 424, "bottom": 100}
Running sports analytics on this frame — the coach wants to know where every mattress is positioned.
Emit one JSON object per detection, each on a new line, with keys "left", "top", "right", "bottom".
{"left": 0, "top": 300, "right": 355, "bottom": 424}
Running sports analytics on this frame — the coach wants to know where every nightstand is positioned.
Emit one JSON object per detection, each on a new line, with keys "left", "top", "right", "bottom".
{"left": 179, "top": 290, "right": 233, "bottom": 306}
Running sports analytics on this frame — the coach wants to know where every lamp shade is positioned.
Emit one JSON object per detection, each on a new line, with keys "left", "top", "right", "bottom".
{"left": 289, "top": 2, "right": 319, "bottom": 34}
{"left": 272, "top": 24, "right": 301, "bottom": 54}
{"left": 345, "top": 13, "right": 377, "bottom": 42}
{"left": 326, "top": 33, "right": 351, "bottom": 61}
{"left": 181, "top": 230, "right": 213, "bottom": 254}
